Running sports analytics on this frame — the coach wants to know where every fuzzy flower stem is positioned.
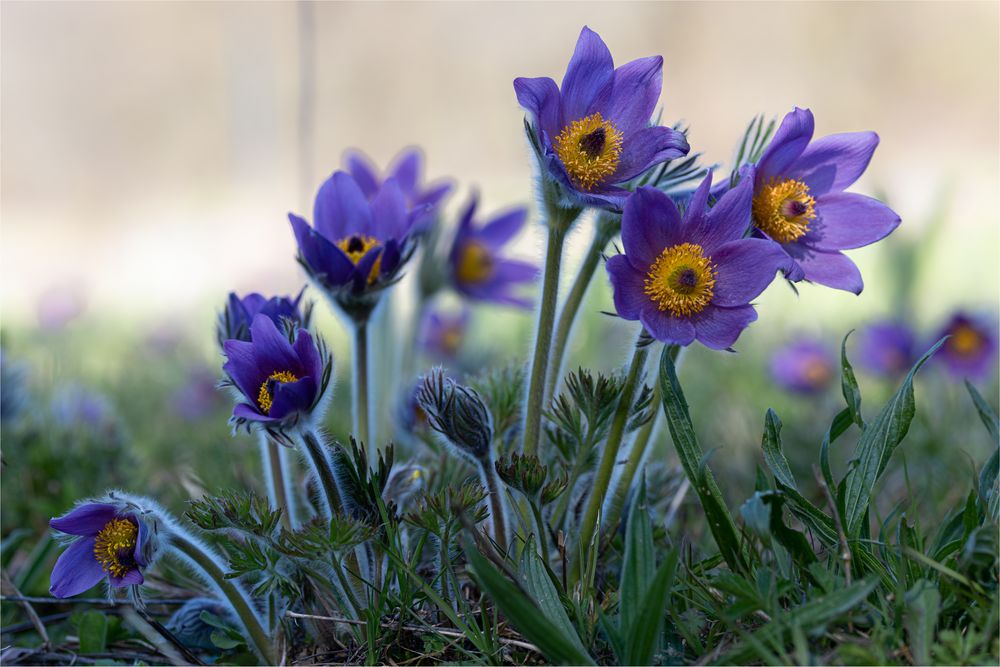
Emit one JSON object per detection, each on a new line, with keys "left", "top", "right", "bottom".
{"left": 353, "top": 319, "right": 372, "bottom": 459}
{"left": 545, "top": 214, "right": 618, "bottom": 401}
{"left": 570, "top": 330, "right": 649, "bottom": 585}
{"left": 259, "top": 433, "right": 296, "bottom": 532}
{"left": 296, "top": 428, "right": 342, "bottom": 517}
{"left": 480, "top": 459, "right": 509, "bottom": 552}
{"left": 529, "top": 499, "right": 550, "bottom": 559}
{"left": 168, "top": 531, "right": 275, "bottom": 664}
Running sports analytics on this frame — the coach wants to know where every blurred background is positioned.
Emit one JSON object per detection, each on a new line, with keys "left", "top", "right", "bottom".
{"left": 2, "top": 1, "right": 998, "bottom": 545}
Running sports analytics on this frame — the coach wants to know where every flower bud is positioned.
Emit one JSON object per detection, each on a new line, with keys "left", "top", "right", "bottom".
{"left": 415, "top": 368, "right": 493, "bottom": 462}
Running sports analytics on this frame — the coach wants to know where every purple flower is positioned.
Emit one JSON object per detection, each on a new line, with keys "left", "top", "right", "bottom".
{"left": 222, "top": 314, "right": 327, "bottom": 425}
{"left": 514, "top": 26, "right": 689, "bottom": 209}
{"left": 220, "top": 289, "right": 306, "bottom": 344}
{"left": 419, "top": 305, "right": 470, "bottom": 358}
{"left": 855, "top": 321, "right": 916, "bottom": 378}
{"left": 751, "top": 107, "right": 900, "bottom": 294}
{"left": 934, "top": 312, "right": 998, "bottom": 380}
{"left": 606, "top": 170, "right": 791, "bottom": 349}
{"left": 344, "top": 147, "right": 453, "bottom": 234}
{"left": 289, "top": 171, "right": 422, "bottom": 312}
{"left": 448, "top": 197, "right": 537, "bottom": 307}
{"left": 769, "top": 339, "right": 836, "bottom": 394}
{"left": 49, "top": 502, "right": 154, "bottom": 597}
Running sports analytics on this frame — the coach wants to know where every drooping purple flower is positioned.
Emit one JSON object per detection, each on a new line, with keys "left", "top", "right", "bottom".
{"left": 514, "top": 26, "right": 689, "bottom": 210}
{"left": 934, "top": 312, "right": 998, "bottom": 380}
{"left": 419, "top": 305, "right": 471, "bottom": 359}
{"left": 49, "top": 502, "right": 156, "bottom": 597}
{"left": 606, "top": 170, "right": 791, "bottom": 349}
{"left": 855, "top": 320, "right": 917, "bottom": 378}
{"left": 219, "top": 288, "right": 307, "bottom": 344}
{"left": 343, "top": 147, "right": 453, "bottom": 234}
{"left": 769, "top": 338, "right": 836, "bottom": 394}
{"left": 448, "top": 197, "right": 537, "bottom": 308}
{"left": 289, "top": 171, "right": 423, "bottom": 315}
{"left": 751, "top": 107, "right": 900, "bottom": 294}
{"left": 222, "top": 314, "right": 328, "bottom": 425}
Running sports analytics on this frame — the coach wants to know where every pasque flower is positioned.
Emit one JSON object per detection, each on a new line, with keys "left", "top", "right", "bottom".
{"left": 449, "top": 196, "right": 537, "bottom": 307}
{"left": 419, "top": 305, "right": 470, "bottom": 358}
{"left": 49, "top": 501, "right": 160, "bottom": 597}
{"left": 222, "top": 314, "right": 329, "bottom": 426}
{"left": 514, "top": 26, "right": 689, "bottom": 209}
{"left": 769, "top": 338, "right": 835, "bottom": 394}
{"left": 344, "top": 146, "right": 453, "bottom": 234}
{"left": 934, "top": 312, "right": 998, "bottom": 380}
{"left": 219, "top": 289, "right": 306, "bottom": 344}
{"left": 856, "top": 320, "right": 916, "bottom": 378}
{"left": 751, "top": 107, "right": 900, "bottom": 293}
{"left": 606, "top": 170, "right": 791, "bottom": 349}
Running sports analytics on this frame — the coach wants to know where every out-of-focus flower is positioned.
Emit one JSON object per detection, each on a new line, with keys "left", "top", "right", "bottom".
{"left": 344, "top": 147, "right": 453, "bottom": 234}
{"left": 514, "top": 26, "right": 688, "bottom": 209}
{"left": 418, "top": 305, "right": 470, "bottom": 358}
{"left": 448, "top": 197, "right": 537, "bottom": 307}
{"left": 769, "top": 338, "right": 836, "bottom": 394}
{"left": 395, "top": 379, "right": 430, "bottom": 437}
{"left": 171, "top": 367, "right": 225, "bottom": 420}
{"left": 1, "top": 349, "right": 30, "bottom": 424}
{"left": 37, "top": 283, "right": 86, "bottom": 331}
{"left": 219, "top": 289, "right": 307, "bottom": 344}
{"left": 934, "top": 313, "right": 998, "bottom": 380}
{"left": 289, "top": 171, "right": 422, "bottom": 318}
{"left": 222, "top": 315, "right": 329, "bottom": 426}
{"left": 751, "top": 107, "right": 900, "bottom": 294}
{"left": 49, "top": 501, "right": 160, "bottom": 597}
{"left": 855, "top": 321, "right": 916, "bottom": 378}
{"left": 606, "top": 171, "right": 790, "bottom": 349}
{"left": 51, "top": 384, "right": 115, "bottom": 431}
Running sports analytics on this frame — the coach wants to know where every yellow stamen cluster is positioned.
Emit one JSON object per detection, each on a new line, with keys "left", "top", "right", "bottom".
{"left": 456, "top": 241, "right": 494, "bottom": 285}
{"left": 553, "top": 112, "right": 624, "bottom": 191}
{"left": 93, "top": 518, "right": 138, "bottom": 578}
{"left": 257, "top": 370, "right": 299, "bottom": 414}
{"left": 644, "top": 243, "right": 717, "bottom": 317}
{"left": 336, "top": 234, "right": 382, "bottom": 284}
{"left": 950, "top": 325, "right": 983, "bottom": 356}
{"left": 752, "top": 178, "right": 816, "bottom": 244}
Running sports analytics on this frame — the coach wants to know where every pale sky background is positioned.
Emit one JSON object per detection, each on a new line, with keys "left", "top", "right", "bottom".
{"left": 2, "top": 1, "right": 998, "bottom": 337}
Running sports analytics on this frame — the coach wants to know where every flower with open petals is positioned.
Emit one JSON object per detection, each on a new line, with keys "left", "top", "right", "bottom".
{"left": 856, "top": 320, "right": 916, "bottom": 378}
{"left": 419, "top": 305, "right": 470, "bottom": 359}
{"left": 514, "top": 26, "right": 689, "bottom": 209}
{"left": 219, "top": 289, "right": 306, "bottom": 344}
{"left": 934, "top": 312, "right": 998, "bottom": 380}
{"left": 222, "top": 314, "right": 328, "bottom": 426}
{"left": 751, "top": 107, "right": 900, "bottom": 293}
{"left": 606, "top": 170, "right": 790, "bottom": 349}
{"left": 49, "top": 502, "right": 158, "bottom": 597}
{"left": 449, "top": 197, "right": 537, "bottom": 307}
{"left": 344, "top": 147, "right": 453, "bottom": 234}
{"left": 769, "top": 338, "right": 835, "bottom": 394}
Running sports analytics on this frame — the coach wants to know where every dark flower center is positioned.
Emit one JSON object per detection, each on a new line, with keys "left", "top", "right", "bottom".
{"left": 675, "top": 267, "right": 698, "bottom": 291}
{"left": 578, "top": 127, "right": 607, "bottom": 159}
{"left": 346, "top": 235, "right": 367, "bottom": 254}
{"left": 781, "top": 199, "right": 809, "bottom": 218}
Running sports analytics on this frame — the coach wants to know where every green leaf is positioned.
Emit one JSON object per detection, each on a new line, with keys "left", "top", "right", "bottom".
{"left": 843, "top": 338, "right": 945, "bottom": 537}
{"left": 0, "top": 529, "right": 32, "bottom": 570}
{"left": 211, "top": 629, "right": 243, "bottom": 650}
{"left": 821, "top": 408, "right": 854, "bottom": 492}
{"left": 965, "top": 380, "right": 999, "bottom": 447}
{"left": 905, "top": 580, "right": 940, "bottom": 666}
{"left": 659, "top": 347, "right": 746, "bottom": 574}
{"left": 519, "top": 540, "right": 588, "bottom": 658}
{"left": 467, "top": 541, "right": 595, "bottom": 665}
{"left": 761, "top": 409, "right": 797, "bottom": 491}
{"left": 76, "top": 610, "right": 108, "bottom": 654}
{"left": 979, "top": 447, "right": 999, "bottom": 520}
{"left": 623, "top": 549, "right": 679, "bottom": 666}
{"left": 620, "top": 476, "right": 655, "bottom": 631}
{"left": 840, "top": 332, "right": 865, "bottom": 429}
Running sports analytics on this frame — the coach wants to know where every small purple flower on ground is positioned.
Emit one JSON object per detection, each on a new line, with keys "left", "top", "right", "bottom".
{"left": 419, "top": 305, "right": 471, "bottom": 359}
{"left": 856, "top": 320, "right": 917, "bottom": 378}
{"left": 934, "top": 312, "right": 998, "bottom": 380}
{"left": 769, "top": 338, "right": 836, "bottom": 394}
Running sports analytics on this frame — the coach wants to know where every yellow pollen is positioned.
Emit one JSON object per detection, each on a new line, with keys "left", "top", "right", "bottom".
{"left": 553, "top": 112, "right": 624, "bottom": 191}
{"left": 336, "top": 234, "right": 382, "bottom": 284}
{"left": 257, "top": 370, "right": 299, "bottom": 414}
{"left": 752, "top": 178, "right": 816, "bottom": 244}
{"left": 456, "top": 241, "right": 494, "bottom": 284}
{"left": 93, "top": 518, "right": 138, "bottom": 578}
{"left": 803, "top": 359, "right": 832, "bottom": 385}
{"left": 643, "top": 243, "right": 717, "bottom": 317}
{"left": 950, "top": 325, "right": 982, "bottom": 356}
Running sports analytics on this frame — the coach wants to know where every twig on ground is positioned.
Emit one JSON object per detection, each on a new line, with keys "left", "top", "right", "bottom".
{"left": 1, "top": 567, "right": 51, "bottom": 649}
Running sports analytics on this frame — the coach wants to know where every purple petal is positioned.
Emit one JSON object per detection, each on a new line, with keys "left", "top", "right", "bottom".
{"left": 639, "top": 307, "right": 697, "bottom": 346}
{"left": 134, "top": 517, "right": 149, "bottom": 568}
{"left": 682, "top": 169, "right": 714, "bottom": 226}
{"left": 289, "top": 213, "right": 355, "bottom": 285}
{"left": 371, "top": 177, "right": 409, "bottom": 240}
{"left": 594, "top": 55, "right": 663, "bottom": 135}
{"left": 232, "top": 402, "right": 273, "bottom": 422}
{"left": 388, "top": 148, "right": 422, "bottom": 197}
{"left": 293, "top": 329, "right": 323, "bottom": 381}
{"left": 621, "top": 186, "right": 682, "bottom": 269}
{"left": 50, "top": 503, "right": 117, "bottom": 537}
{"left": 612, "top": 126, "right": 689, "bottom": 183}
{"left": 223, "top": 338, "right": 266, "bottom": 404}
{"left": 109, "top": 568, "right": 145, "bottom": 588}
{"left": 268, "top": 377, "right": 318, "bottom": 419}
{"left": 250, "top": 315, "right": 300, "bottom": 374}
{"left": 352, "top": 246, "right": 383, "bottom": 291}
{"left": 50, "top": 537, "right": 104, "bottom": 598}
{"left": 694, "top": 169, "right": 756, "bottom": 254}
{"left": 786, "top": 245, "right": 864, "bottom": 294}
{"left": 477, "top": 207, "right": 528, "bottom": 247}
{"left": 758, "top": 107, "right": 814, "bottom": 182}
{"left": 690, "top": 305, "right": 758, "bottom": 350}
{"left": 788, "top": 131, "right": 879, "bottom": 196}
{"left": 606, "top": 254, "right": 648, "bottom": 320}
{"left": 803, "top": 192, "right": 900, "bottom": 251}
{"left": 513, "top": 76, "right": 563, "bottom": 143}
{"left": 313, "top": 171, "right": 373, "bottom": 240}
{"left": 343, "top": 150, "right": 381, "bottom": 199}
{"left": 490, "top": 258, "right": 538, "bottom": 284}
{"left": 710, "top": 238, "right": 788, "bottom": 307}
{"left": 560, "top": 26, "right": 614, "bottom": 121}
{"left": 380, "top": 239, "right": 401, "bottom": 276}
{"left": 415, "top": 180, "right": 454, "bottom": 209}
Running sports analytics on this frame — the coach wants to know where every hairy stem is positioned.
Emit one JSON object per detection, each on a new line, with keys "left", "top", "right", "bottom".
{"left": 529, "top": 498, "right": 550, "bottom": 559}
{"left": 480, "top": 459, "right": 509, "bottom": 552}
{"left": 297, "top": 428, "right": 342, "bottom": 517}
{"left": 570, "top": 331, "right": 649, "bottom": 585}
{"left": 259, "top": 433, "right": 296, "bottom": 531}
{"left": 353, "top": 319, "right": 371, "bottom": 458}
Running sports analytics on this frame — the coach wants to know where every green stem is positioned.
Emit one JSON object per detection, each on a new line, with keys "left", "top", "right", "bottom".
{"left": 260, "top": 433, "right": 295, "bottom": 532}
{"left": 353, "top": 319, "right": 371, "bottom": 458}
{"left": 169, "top": 532, "right": 275, "bottom": 664}
{"left": 569, "top": 331, "right": 649, "bottom": 585}
{"left": 529, "top": 499, "right": 550, "bottom": 559}
{"left": 522, "top": 225, "right": 566, "bottom": 457}
{"left": 439, "top": 526, "right": 451, "bottom": 607}
{"left": 545, "top": 217, "right": 617, "bottom": 401}
{"left": 481, "top": 459, "right": 509, "bottom": 552}
{"left": 297, "top": 428, "right": 342, "bottom": 517}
